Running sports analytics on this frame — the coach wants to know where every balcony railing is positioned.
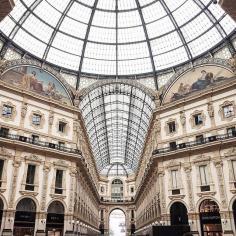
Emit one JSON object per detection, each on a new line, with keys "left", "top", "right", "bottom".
{"left": 0, "top": 132, "right": 82, "bottom": 155}
{"left": 153, "top": 132, "right": 236, "bottom": 155}
{"left": 100, "top": 197, "right": 134, "bottom": 203}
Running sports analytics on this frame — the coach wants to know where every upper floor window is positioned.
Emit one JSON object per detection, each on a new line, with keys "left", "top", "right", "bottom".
{"left": 25, "top": 164, "right": 36, "bottom": 191}
{"left": 32, "top": 114, "right": 41, "bottom": 126}
{"left": 2, "top": 105, "right": 13, "bottom": 117}
{"left": 171, "top": 169, "right": 179, "bottom": 189}
{"left": 223, "top": 105, "right": 234, "bottom": 118}
{"left": 199, "top": 165, "right": 209, "bottom": 186}
{"left": 0, "top": 127, "right": 9, "bottom": 137}
{"left": 168, "top": 121, "right": 176, "bottom": 133}
{"left": 130, "top": 187, "right": 134, "bottom": 193}
{"left": 55, "top": 169, "right": 63, "bottom": 194}
{"left": 194, "top": 114, "right": 203, "bottom": 126}
{"left": 227, "top": 127, "right": 236, "bottom": 137}
{"left": 58, "top": 121, "right": 66, "bottom": 133}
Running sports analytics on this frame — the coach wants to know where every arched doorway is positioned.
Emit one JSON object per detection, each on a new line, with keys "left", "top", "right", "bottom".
{"left": 0, "top": 198, "right": 3, "bottom": 232}
{"left": 233, "top": 200, "right": 236, "bottom": 232}
{"left": 109, "top": 209, "right": 126, "bottom": 236}
{"left": 46, "top": 201, "right": 64, "bottom": 236}
{"left": 199, "top": 199, "right": 222, "bottom": 236}
{"left": 170, "top": 202, "right": 188, "bottom": 225}
{"left": 111, "top": 179, "right": 123, "bottom": 200}
{"left": 14, "top": 198, "right": 36, "bottom": 236}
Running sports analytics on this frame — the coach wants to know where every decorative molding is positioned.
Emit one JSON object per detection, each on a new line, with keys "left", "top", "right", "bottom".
{"left": 24, "top": 154, "right": 42, "bottom": 163}
{"left": 29, "top": 110, "right": 45, "bottom": 130}
{"left": 164, "top": 118, "right": 178, "bottom": 137}
{"left": 218, "top": 100, "right": 235, "bottom": 121}
{"left": 168, "top": 194, "right": 185, "bottom": 200}
{"left": 224, "top": 147, "right": 236, "bottom": 157}
{"left": 53, "top": 159, "right": 69, "bottom": 168}
{"left": 190, "top": 110, "right": 206, "bottom": 130}
{"left": 0, "top": 101, "right": 17, "bottom": 121}
{"left": 0, "top": 146, "right": 12, "bottom": 157}
{"left": 56, "top": 118, "right": 69, "bottom": 137}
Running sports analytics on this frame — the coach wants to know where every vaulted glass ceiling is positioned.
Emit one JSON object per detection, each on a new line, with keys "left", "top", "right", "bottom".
{"left": 0, "top": 0, "right": 235, "bottom": 77}
{"left": 79, "top": 83, "right": 155, "bottom": 176}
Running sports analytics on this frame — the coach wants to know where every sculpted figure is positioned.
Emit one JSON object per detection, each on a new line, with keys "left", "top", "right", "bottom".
{"left": 21, "top": 103, "right": 27, "bottom": 118}
{"left": 180, "top": 111, "right": 186, "bottom": 127}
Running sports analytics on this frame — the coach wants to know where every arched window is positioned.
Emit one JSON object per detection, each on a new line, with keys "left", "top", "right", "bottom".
{"left": 170, "top": 202, "right": 188, "bottom": 225}
{"left": 14, "top": 198, "right": 36, "bottom": 236}
{"left": 199, "top": 199, "right": 222, "bottom": 236}
{"left": 111, "top": 179, "right": 123, "bottom": 200}
{"left": 46, "top": 201, "right": 65, "bottom": 235}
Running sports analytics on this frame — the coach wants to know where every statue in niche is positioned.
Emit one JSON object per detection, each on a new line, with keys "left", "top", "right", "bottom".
{"left": 180, "top": 111, "right": 186, "bottom": 127}
{"left": 49, "top": 112, "right": 54, "bottom": 126}
{"left": 21, "top": 103, "right": 27, "bottom": 118}
{"left": 207, "top": 102, "right": 214, "bottom": 118}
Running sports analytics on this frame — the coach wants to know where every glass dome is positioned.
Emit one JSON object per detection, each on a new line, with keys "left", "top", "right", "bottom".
{"left": 0, "top": 0, "right": 235, "bottom": 77}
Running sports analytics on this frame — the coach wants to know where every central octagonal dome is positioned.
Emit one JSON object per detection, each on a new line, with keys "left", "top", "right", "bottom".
{"left": 0, "top": 0, "right": 235, "bottom": 76}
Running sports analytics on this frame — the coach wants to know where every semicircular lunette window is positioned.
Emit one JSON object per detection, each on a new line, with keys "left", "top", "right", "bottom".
{"left": 79, "top": 83, "right": 155, "bottom": 176}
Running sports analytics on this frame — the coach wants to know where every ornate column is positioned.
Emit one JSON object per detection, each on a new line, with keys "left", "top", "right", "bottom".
{"left": 183, "top": 163, "right": 199, "bottom": 234}
{"left": 2, "top": 155, "right": 21, "bottom": 236}
{"left": 213, "top": 158, "right": 232, "bottom": 234}
{"left": 158, "top": 167, "right": 167, "bottom": 223}
{"left": 36, "top": 162, "right": 51, "bottom": 236}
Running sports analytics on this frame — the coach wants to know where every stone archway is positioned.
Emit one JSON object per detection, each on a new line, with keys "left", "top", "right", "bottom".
{"left": 13, "top": 198, "right": 36, "bottom": 236}
{"left": 199, "top": 199, "right": 222, "bottom": 236}
{"left": 109, "top": 209, "right": 126, "bottom": 236}
{"left": 170, "top": 201, "right": 188, "bottom": 226}
{"left": 46, "top": 201, "right": 65, "bottom": 236}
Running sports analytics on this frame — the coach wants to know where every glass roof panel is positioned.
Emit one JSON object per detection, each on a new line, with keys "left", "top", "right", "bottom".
{"left": 0, "top": 0, "right": 235, "bottom": 76}
{"left": 79, "top": 83, "right": 155, "bottom": 176}
{"left": 46, "top": 0, "right": 71, "bottom": 12}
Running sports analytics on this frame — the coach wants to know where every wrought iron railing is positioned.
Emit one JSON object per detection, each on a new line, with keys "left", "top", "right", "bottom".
{"left": 0, "top": 131, "right": 82, "bottom": 155}
{"left": 153, "top": 132, "right": 236, "bottom": 155}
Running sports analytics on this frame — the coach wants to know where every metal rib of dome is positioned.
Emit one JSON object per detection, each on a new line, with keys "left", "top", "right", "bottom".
{"left": 0, "top": 0, "right": 235, "bottom": 80}
{"left": 79, "top": 82, "right": 155, "bottom": 176}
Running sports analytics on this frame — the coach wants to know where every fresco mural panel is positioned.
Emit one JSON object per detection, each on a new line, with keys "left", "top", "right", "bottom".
{"left": 1, "top": 66, "right": 71, "bottom": 105}
{"left": 164, "top": 66, "right": 235, "bottom": 103}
